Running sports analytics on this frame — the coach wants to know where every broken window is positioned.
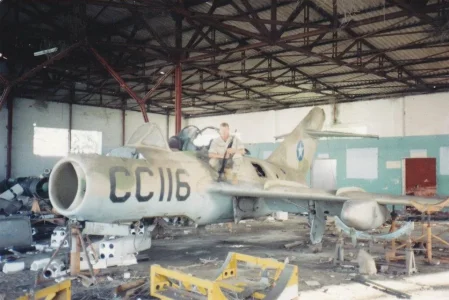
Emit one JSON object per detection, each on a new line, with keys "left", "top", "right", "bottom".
{"left": 70, "top": 130, "right": 102, "bottom": 154}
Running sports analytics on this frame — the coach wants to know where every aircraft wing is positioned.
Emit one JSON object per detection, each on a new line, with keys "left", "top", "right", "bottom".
{"left": 274, "top": 130, "right": 379, "bottom": 140}
{"left": 209, "top": 181, "right": 449, "bottom": 213}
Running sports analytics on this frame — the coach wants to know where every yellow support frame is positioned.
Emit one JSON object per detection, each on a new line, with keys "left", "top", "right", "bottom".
{"left": 150, "top": 264, "right": 228, "bottom": 299}
{"left": 150, "top": 252, "right": 299, "bottom": 300}
{"left": 17, "top": 280, "right": 71, "bottom": 300}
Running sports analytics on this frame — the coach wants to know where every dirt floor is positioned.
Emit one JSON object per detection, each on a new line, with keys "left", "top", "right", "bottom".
{"left": 1, "top": 216, "right": 449, "bottom": 300}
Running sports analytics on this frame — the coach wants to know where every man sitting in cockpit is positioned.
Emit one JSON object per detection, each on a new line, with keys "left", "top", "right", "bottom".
{"left": 208, "top": 122, "right": 245, "bottom": 184}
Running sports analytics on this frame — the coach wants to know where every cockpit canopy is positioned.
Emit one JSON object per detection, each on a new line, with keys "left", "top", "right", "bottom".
{"left": 168, "top": 125, "right": 220, "bottom": 152}
{"left": 126, "top": 123, "right": 170, "bottom": 151}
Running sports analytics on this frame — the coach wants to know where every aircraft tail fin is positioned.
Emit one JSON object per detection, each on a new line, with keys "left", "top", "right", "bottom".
{"left": 266, "top": 107, "right": 325, "bottom": 179}
{"left": 267, "top": 107, "right": 379, "bottom": 180}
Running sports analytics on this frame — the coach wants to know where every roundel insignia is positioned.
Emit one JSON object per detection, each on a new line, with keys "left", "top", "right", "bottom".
{"left": 296, "top": 140, "right": 305, "bottom": 161}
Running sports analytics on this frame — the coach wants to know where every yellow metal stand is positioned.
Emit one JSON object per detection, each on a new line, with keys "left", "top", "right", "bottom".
{"left": 150, "top": 252, "right": 299, "bottom": 300}
{"left": 17, "top": 280, "right": 71, "bottom": 300}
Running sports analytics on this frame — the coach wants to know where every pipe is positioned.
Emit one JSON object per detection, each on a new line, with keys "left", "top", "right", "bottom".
{"left": 88, "top": 46, "right": 149, "bottom": 123}
{"left": 175, "top": 63, "right": 182, "bottom": 134}
{"left": 0, "top": 85, "right": 11, "bottom": 111}
{"left": 68, "top": 102, "right": 72, "bottom": 153}
{"left": 122, "top": 107, "right": 126, "bottom": 146}
{"left": 141, "top": 67, "right": 175, "bottom": 103}
{"left": 0, "top": 74, "right": 9, "bottom": 86}
{"left": 6, "top": 96, "right": 12, "bottom": 178}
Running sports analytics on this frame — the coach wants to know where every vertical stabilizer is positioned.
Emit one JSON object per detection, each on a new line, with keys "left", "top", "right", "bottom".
{"left": 267, "top": 107, "right": 325, "bottom": 179}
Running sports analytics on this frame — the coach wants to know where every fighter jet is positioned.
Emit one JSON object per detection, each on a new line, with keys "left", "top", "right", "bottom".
{"left": 48, "top": 107, "right": 449, "bottom": 249}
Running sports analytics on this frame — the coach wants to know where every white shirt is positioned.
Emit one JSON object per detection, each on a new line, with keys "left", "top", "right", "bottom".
{"left": 209, "top": 135, "right": 244, "bottom": 156}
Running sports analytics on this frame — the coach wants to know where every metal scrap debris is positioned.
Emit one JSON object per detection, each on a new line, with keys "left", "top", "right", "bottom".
{"left": 352, "top": 275, "right": 411, "bottom": 299}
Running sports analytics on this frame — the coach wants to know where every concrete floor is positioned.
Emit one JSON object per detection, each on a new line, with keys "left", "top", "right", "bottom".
{"left": 2, "top": 216, "right": 449, "bottom": 300}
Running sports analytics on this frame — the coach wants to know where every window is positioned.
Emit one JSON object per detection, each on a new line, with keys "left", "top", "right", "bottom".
{"left": 70, "top": 130, "right": 102, "bottom": 154}
{"left": 33, "top": 126, "right": 102, "bottom": 157}
{"left": 33, "top": 127, "right": 69, "bottom": 157}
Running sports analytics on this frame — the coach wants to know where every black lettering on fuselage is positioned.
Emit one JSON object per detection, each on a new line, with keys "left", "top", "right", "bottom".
{"left": 135, "top": 167, "right": 154, "bottom": 202}
{"left": 158, "top": 167, "right": 164, "bottom": 202}
{"left": 109, "top": 166, "right": 190, "bottom": 203}
{"left": 166, "top": 168, "right": 173, "bottom": 202}
{"left": 109, "top": 166, "right": 131, "bottom": 203}
{"left": 176, "top": 169, "right": 190, "bottom": 201}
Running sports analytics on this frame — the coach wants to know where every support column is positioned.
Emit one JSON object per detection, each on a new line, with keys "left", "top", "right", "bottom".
{"left": 6, "top": 97, "right": 13, "bottom": 179}
{"left": 68, "top": 103, "right": 72, "bottom": 153}
{"left": 122, "top": 104, "right": 126, "bottom": 146}
{"left": 68, "top": 84, "right": 74, "bottom": 153}
{"left": 166, "top": 110, "right": 170, "bottom": 139}
{"left": 175, "top": 63, "right": 182, "bottom": 134}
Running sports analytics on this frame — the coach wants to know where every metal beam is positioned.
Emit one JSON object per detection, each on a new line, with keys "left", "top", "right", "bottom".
{"left": 175, "top": 63, "right": 182, "bottom": 134}
{"left": 142, "top": 67, "right": 175, "bottom": 103}
{"left": 89, "top": 46, "right": 149, "bottom": 122}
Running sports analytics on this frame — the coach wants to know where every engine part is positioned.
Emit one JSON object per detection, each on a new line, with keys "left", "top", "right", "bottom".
{"left": 43, "top": 259, "right": 66, "bottom": 278}
{"left": 0, "top": 183, "right": 24, "bottom": 201}
{"left": 51, "top": 227, "right": 69, "bottom": 249}
{"left": 0, "top": 198, "right": 22, "bottom": 215}
{"left": 83, "top": 222, "right": 132, "bottom": 236}
{"left": 0, "top": 216, "right": 33, "bottom": 249}
{"left": 30, "top": 258, "right": 51, "bottom": 271}
{"left": 99, "top": 234, "right": 151, "bottom": 260}
{"left": 18, "top": 177, "right": 49, "bottom": 200}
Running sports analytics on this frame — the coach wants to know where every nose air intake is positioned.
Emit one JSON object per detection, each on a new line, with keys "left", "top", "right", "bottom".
{"left": 49, "top": 159, "right": 86, "bottom": 214}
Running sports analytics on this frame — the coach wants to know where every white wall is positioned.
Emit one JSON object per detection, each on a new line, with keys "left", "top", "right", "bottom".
{"left": 3, "top": 92, "right": 448, "bottom": 178}
{"left": 188, "top": 92, "right": 449, "bottom": 143}
{"left": 72, "top": 105, "right": 122, "bottom": 154}
{"left": 7, "top": 98, "right": 171, "bottom": 178}
{"left": 12, "top": 99, "right": 70, "bottom": 177}
{"left": 125, "top": 111, "right": 169, "bottom": 142}
{"left": 186, "top": 110, "right": 276, "bottom": 144}
{"left": 404, "top": 93, "right": 449, "bottom": 136}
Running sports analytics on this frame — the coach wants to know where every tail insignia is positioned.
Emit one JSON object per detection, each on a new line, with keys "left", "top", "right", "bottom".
{"left": 296, "top": 141, "right": 305, "bottom": 161}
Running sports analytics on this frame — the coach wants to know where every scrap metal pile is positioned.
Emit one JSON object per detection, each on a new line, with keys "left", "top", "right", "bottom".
{"left": 0, "top": 169, "right": 65, "bottom": 274}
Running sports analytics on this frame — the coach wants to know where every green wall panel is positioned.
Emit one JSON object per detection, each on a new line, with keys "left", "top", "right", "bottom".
{"left": 245, "top": 135, "right": 449, "bottom": 196}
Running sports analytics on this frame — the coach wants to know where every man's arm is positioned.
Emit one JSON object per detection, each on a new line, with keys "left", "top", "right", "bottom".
{"left": 208, "top": 139, "right": 228, "bottom": 158}
{"left": 226, "top": 137, "right": 245, "bottom": 155}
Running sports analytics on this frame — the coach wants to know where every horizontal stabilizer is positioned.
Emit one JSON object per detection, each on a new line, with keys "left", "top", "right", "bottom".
{"left": 274, "top": 130, "right": 379, "bottom": 140}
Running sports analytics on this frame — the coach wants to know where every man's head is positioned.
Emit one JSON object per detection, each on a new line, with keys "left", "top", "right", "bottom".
{"left": 219, "top": 122, "right": 230, "bottom": 139}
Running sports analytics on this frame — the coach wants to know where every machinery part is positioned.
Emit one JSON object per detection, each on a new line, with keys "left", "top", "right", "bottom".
{"left": 334, "top": 216, "right": 414, "bottom": 244}
{"left": 150, "top": 252, "right": 299, "bottom": 300}
{"left": 18, "top": 177, "right": 49, "bottom": 200}
{"left": 83, "top": 221, "right": 132, "bottom": 236}
{"left": 309, "top": 202, "right": 326, "bottom": 245}
{"left": 130, "top": 221, "right": 145, "bottom": 235}
{"left": 352, "top": 275, "right": 411, "bottom": 299}
{"left": 0, "top": 183, "right": 24, "bottom": 200}
{"left": 0, "top": 216, "right": 33, "bottom": 248}
{"left": 43, "top": 168, "right": 52, "bottom": 177}
{"left": 0, "top": 198, "right": 22, "bottom": 214}
{"left": 98, "top": 234, "right": 152, "bottom": 260}
{"left": 340, "top": 200, "right": 389, "bottom": 231}
{"left": 51, "top": 227, "right": 69, "bottom": 249}
{"left": 17, "top": 279, "right": 71, "bottom": 300}
{"left": 43, "top": 259, "right": 67, "bottom": 279}
{"left": 31, "top": 258, "right": 51, "bottom": 271}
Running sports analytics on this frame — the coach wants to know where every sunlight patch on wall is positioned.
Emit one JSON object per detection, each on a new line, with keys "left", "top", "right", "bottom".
{"left": 33, "top": 127, "right": 102, "bottom": 157}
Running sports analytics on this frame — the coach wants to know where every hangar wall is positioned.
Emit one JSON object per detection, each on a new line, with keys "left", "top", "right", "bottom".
{"left": 188, "top": 92, "right": 449, "bottom": 196}
{"left": 0, "top": 98, "right": 176, "bottom": 178}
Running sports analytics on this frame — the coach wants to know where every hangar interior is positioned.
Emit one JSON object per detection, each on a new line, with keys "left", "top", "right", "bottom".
{"left": 1, "top": 0, "right": 449, "bottom": 299}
